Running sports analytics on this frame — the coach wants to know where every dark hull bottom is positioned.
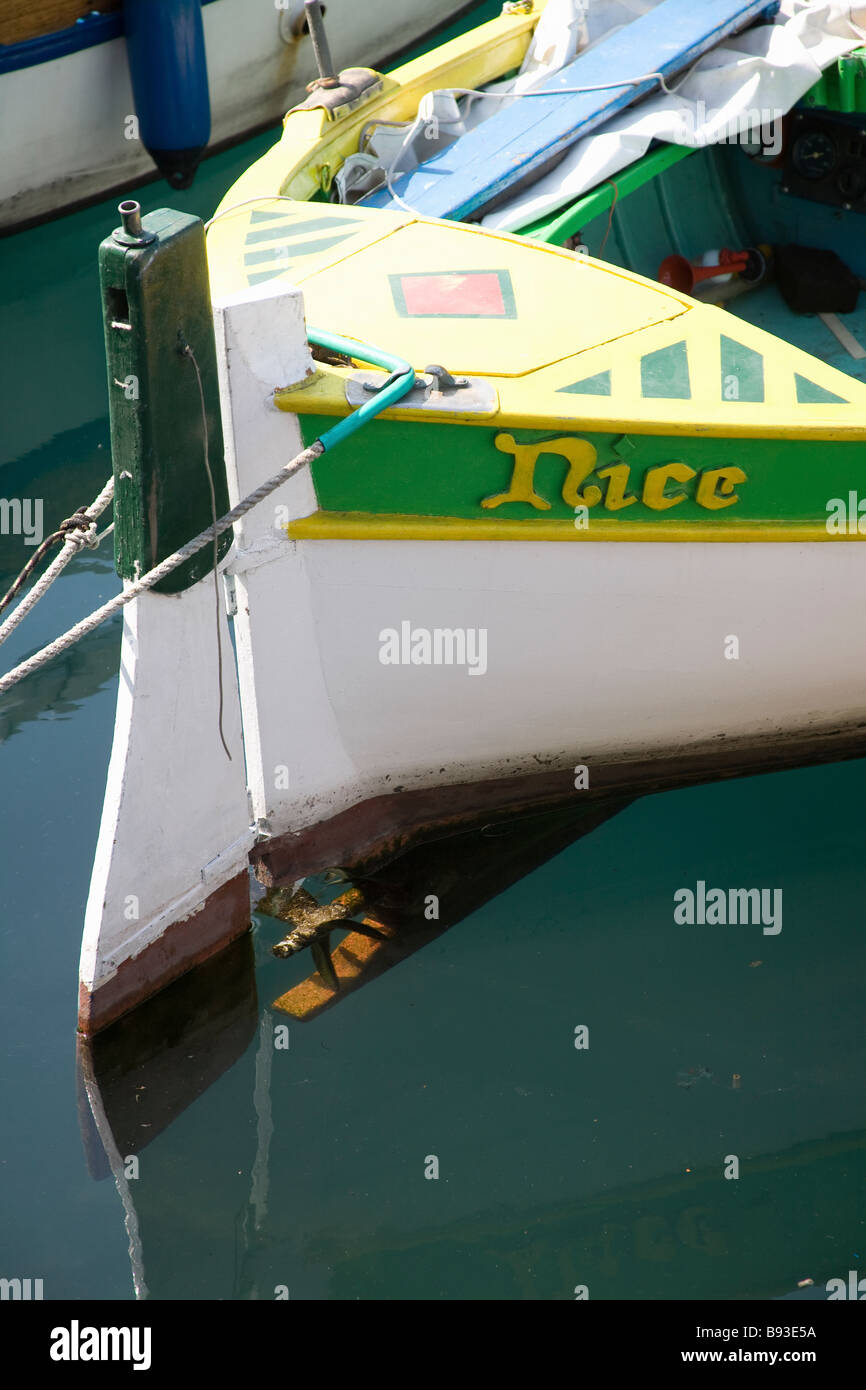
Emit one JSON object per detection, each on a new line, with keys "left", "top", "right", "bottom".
{"left": 78, "top": 717, "right": 866, "bottom": 1036}
{"left": 253, "top": 718, "right": 866, "bottom": 885}
{"left": 77, "top": 871, "right": 251, "bottom": 1037}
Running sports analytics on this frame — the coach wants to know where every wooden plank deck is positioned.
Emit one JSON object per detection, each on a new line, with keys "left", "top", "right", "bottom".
{"left": 0, "top": 2, "right": 120, "bottom": 46}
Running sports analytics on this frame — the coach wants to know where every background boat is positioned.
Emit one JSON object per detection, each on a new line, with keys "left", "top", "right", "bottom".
{"left": 0, "top": 0, "right": 475, "bottom": 233}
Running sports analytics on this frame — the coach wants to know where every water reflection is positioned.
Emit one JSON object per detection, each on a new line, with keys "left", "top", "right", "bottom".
{"left": 74, "top": 793, "right": 866, "bottom": 1301}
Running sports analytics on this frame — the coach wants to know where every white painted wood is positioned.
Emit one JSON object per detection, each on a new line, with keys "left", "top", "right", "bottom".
{"left": 213, "top": 282, "right": 866, "bottom": 848}
{"left": 213, "top": 279, "right": 360, "bottom": 836}
{"left": 80, "top": 579, "right": 252, "bottom": 995}
{"left": 262, "top": 534, "right": 866, "bottom": 832}
{"left": 819, "top": 313, "right": 866, "bottom": 360}
{"left": 0, "top": 0, "right": 462, "bottom": 230}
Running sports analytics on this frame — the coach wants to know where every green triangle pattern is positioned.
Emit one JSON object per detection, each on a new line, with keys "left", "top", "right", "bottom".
{"left": 557, "top": 369, "right": 611, "bottom": 396}
{"left": 794, "top": 373, "right": 847, "bottom": 405}
{"left": 720, "top": 336, "right": 764, "bottom": 402}
{"left": 641, "top": 341, "right": 691, "bottom": 399}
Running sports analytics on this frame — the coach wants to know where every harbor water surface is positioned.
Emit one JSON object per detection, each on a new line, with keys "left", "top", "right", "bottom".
{"left": 1, "top": 122, "right": 864, "bottom": 1302}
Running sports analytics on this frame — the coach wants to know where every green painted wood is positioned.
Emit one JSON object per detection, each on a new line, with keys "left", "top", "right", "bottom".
{"left": 558, "top": 370, "right": 612, "bottom": 396}
{"left": 720, "top": 335, "right": 765, "bottom": 403}
{"left": 521, "top": 143, "right": 695, "bottom": 246}
{"left": 297, "top": 414, "right": 866, "bottom": 527}
{"left": 795, "top": 373, "right": 847, "bottom": 405}
{"left": 98, "top": 208, "right": 231, "bottom": 594}
{"left": 803, "top": 49, "right": 866, "bottom": 114}
{"left": 641, "top": 341, "right": 691, "bottom": 399}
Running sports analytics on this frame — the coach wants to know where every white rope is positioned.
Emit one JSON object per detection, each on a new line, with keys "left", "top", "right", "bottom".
{"left": 380, "top": 72, "right": 683, "bottom": 214}
{"left": 203, "top": 196, "right": 301, "bottom": 232}
{"left": 0, "top": 476, "right": 115, "bottom": 650}
{"left": 0, "top": 441, "right": 323, "bottom": 698}
{"left": 203, "top": 70, "right": 687, "bottom": 227}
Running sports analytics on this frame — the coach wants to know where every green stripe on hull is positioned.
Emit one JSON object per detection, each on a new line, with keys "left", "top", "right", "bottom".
{"left": 298, "top": 415, "right": 866, "bottom": 528}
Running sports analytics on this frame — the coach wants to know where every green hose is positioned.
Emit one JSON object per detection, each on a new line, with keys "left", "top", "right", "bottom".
{"left": 307, "top": 327, "right": 415, "bottom": 450}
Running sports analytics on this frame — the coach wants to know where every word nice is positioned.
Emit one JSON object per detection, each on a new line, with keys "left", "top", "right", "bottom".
{"left": 50, "top": 1321, "right": 152, "bottom": 1371}
{"left": 379, "top": 621, "right": 487, "bottom": 675}
{"left": 484, "top": 434, "right": 746, "bottom": 514}
{"left": 674, "top": 880, "right": 782, "bottom": 935}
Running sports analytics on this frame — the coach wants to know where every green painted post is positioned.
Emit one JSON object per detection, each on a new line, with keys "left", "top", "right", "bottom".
{"left": 98, "top": 201, "right": 231, "bottom": 594}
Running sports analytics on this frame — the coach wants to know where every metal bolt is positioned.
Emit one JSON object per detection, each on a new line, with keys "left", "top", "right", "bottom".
{"left": 118, "top": 200, "right": 142, "bottom": 238}
{"left": 305, "top": 1, "right": 336, "bottom": 82}
{"left": 113, "top": 199, "right": 155, "bottom": 247}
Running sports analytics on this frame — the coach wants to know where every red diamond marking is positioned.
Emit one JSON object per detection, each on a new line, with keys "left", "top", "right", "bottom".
{"left": 399, "top": 271, "right": 507, "bottom": 317}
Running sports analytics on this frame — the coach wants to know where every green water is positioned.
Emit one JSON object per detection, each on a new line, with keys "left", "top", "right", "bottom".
{"left": 2, "top": 80, "right": 865, "bottom": 1303}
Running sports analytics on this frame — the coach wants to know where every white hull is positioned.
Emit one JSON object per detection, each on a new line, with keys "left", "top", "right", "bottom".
{"left": 0, "top": 0, "right": 463, "bottom": 231}
{"left": 261, "top": 533, "right": 866, "bottom": 837}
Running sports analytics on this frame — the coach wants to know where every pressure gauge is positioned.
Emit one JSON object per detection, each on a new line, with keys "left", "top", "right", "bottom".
{"left": 791, "top": 130, "right": 837, "bottom": 180}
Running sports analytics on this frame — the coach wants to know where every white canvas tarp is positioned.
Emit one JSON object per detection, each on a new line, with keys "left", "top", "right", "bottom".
{"left": 482, "top": 0, "right": 866, "bottom": 230}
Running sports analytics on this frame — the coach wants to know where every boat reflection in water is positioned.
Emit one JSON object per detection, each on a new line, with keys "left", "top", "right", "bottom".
{"left": 76, "top": 935, "right": 258, "bottom": 1299}
{"left": 77, "top": 795, "right": 858, "bottom": 1301}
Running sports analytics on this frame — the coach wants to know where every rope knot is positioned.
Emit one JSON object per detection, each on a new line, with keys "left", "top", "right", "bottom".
{"left": 59, "top": 509, "right": 100, "bottom": 551}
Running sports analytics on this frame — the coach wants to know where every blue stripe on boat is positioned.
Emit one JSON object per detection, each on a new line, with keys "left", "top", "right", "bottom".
{"left": 367, "top": 0, "right": 779, "bottom": 221}
{"left": 0, "top": 0, "right": 219, "bottom": 76}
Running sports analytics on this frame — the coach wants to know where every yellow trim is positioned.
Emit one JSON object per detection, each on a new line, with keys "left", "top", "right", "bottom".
{"left": 208, "top": 6, "right": 545, "bottom": 216}
{"left": 275, "top": 361, "right": 866, "bottom": 441}
{"left": 287, "top": 512, "right": 864, "bottom": 543}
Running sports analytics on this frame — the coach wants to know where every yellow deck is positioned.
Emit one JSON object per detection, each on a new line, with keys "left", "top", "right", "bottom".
{"left": 206, "top": 200, "right": 866, "bottom": 440}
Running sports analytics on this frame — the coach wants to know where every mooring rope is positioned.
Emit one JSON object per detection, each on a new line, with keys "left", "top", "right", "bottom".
{"left": 0, "top": 327, "right": 414, "bottom": 700}
{"left": 0, "top": 441, "right": 324, "bottom": 698}
{"left": 0, "top": 477, "right": 116, "bottom": 649}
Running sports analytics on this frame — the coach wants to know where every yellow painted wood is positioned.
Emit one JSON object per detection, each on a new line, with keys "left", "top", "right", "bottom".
{"left": 273, "top": 338, "right": 866, "bottom": 440}
{"left": 208, "top": 172, "right": 866, "bottom": 442}
{"left": 287, "top": 512, "right": 857, "bottom": 543}
{"left": 207, "top": 199, "right": 866, "bottom": 438}
{"left": 209, "top": 2, "right": 547, "bottom": 215}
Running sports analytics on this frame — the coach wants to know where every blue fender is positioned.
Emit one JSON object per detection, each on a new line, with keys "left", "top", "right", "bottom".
{"left": 124, "top": 0, "right": 211, "bottom": 190}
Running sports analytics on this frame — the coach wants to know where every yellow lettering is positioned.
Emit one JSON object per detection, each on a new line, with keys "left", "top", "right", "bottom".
{"left": 484, "top": 434, "right": 601, "bottom": 511}
{"left": 642, "top": 462, "right": 696, "bottom": 511}
{"left": 559, "top": 440, "right": 602, "bottom": 509}
{"left": 597, "top": 463, "right": 637, "bottom": 511}
{"left": 695, "top": 466, "right": 746, "bottom": 510}
{"left": 484, "top": 440, "right": 744, "bottom": 518}
{"left": 484, "top": 433, "right": 550, "bottom": 510}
